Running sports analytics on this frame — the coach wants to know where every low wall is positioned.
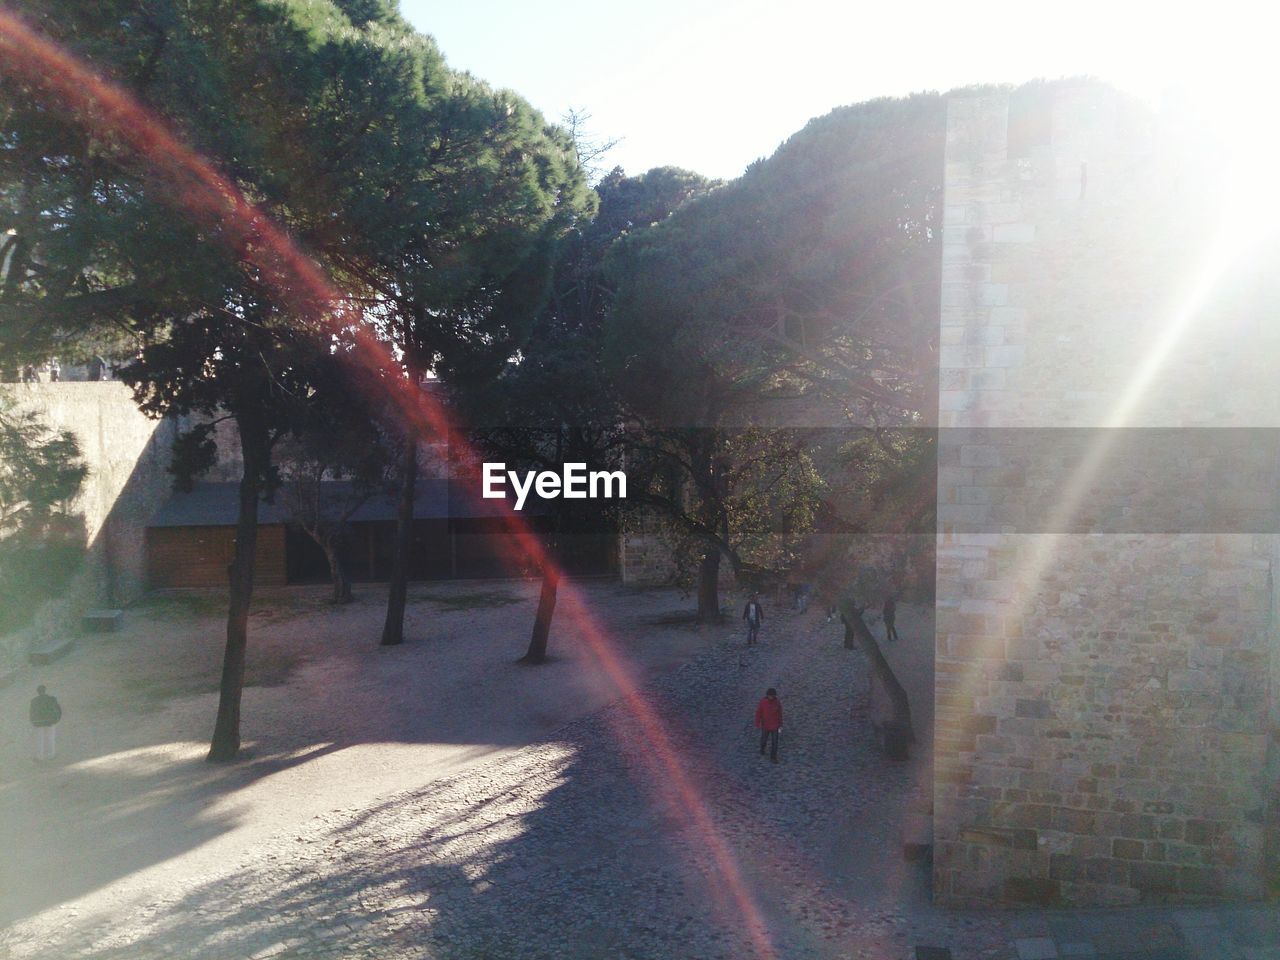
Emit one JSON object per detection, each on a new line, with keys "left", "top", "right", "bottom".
{"left": 0, "top": 382, "right": 177, "bottom": 663}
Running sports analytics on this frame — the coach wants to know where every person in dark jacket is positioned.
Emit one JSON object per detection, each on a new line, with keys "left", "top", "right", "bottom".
{"left": 883, "top": 596, "right": 899, "bottom": 643}
{"left": 743, "top": 593, "right": 765, "bottom": 645}
{"left": 754, "top": 687, "right": 783, "bottom": 762}
{"left": 29, "top": 685, "right": 62, "bottom": 761}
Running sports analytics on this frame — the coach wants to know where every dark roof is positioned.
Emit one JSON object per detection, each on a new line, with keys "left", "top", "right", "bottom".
{"left": 149, "top": 479, "right": 547, "bottom": 528}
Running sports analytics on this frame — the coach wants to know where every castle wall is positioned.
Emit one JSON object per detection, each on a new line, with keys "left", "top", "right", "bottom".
{"left": 934, "top": 86, "right": 1280, "bottom": 906}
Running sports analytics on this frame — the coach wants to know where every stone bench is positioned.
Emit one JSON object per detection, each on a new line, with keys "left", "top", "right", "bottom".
{"left": 82, "top": 609, "right": 123, "bottom": 633}
{"left": 29, "top": 636, "right": 75, "bottom": 665}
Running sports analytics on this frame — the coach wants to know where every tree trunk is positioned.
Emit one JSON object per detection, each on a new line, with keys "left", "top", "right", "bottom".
{"left": 519, "top": 563, "right": 559, "bottom": 664}
{"left": 207, "top": 424, "right": 265, "bottom": 762}
{"left": 842, "top": 607, "right": 914, "bottom": 741}
{"left": 696, "top": 548, "right": 722, "bottom": 623}
{"left": 322, "top": 537, "right": 352, "bottom": 604}
{"left": 381, "top": 438, "right": 417, "bottom": 646}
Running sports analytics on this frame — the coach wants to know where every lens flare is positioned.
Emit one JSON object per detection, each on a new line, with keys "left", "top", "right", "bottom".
{"left": 0, "top": 10, "right": 777, "bottom": 957}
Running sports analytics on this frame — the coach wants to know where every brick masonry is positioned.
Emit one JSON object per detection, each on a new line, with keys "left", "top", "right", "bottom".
{"left": 934, "top": 85, "right": 1280, "bottom": 906}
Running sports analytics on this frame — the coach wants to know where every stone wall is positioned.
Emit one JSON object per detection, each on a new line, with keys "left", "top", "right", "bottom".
{"left": 934, "top": 85, "right": 1280, "bottom": 906}
{"left": 0, "top": 382, "right": 176, "bottom": 663}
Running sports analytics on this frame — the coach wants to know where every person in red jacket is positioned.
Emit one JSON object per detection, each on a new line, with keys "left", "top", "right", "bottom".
{"left": 754, "top": 687, "right": 783, "bottom": 762}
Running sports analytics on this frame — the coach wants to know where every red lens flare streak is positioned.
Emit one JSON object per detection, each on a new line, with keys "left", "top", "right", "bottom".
{"left": 0, "top": 11, "right": 777, "bottom": 957}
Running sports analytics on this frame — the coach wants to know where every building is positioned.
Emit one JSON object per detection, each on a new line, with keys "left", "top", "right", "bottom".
{"left": 934, "top": 83, "right": 1280, "bottom": 905}
{"left": 146, "top": 478, "right": 615, "bottom": 588}
{"left": 0, "top": 380, "right": 617, "bottom": 665}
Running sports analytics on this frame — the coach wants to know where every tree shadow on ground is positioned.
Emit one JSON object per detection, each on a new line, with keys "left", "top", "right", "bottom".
{"left": 0, "top": 741, "right": 342, "bottom": 926}
{"left": 28, "top": 717, "right": 746, "bottom": 960}
{"left": 3, "top": 607, "right": 948, "bottom": 960}
{"left": 0, "top": 581, "right": 719, "bottom": 932}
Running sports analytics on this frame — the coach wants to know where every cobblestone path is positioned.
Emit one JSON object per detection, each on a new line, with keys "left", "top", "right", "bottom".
{"left": 1, "top": 604, "right": 1010, "bottom": 960}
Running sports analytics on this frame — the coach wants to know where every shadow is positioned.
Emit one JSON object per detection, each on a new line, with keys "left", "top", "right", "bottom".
{"left": 0, "top": 741, "right": 341, "bottom": 925}
{"left": 0, "top": 579, "right": 723, "bottom": 933}
{"left": 1, "top": 601, "right": 978, "bottom": 960}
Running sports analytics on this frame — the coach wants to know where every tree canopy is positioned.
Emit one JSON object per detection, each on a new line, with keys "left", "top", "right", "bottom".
{"left": 1, "top": 0, "right": 593, "bottom": 756}
{"left": 601, "top": 94, "right": 946, "bottom": 620}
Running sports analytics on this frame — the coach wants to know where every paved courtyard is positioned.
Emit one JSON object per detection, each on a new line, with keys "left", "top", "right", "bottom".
{"left": 0, "top": 581, "right": 1275, "bottom": 959}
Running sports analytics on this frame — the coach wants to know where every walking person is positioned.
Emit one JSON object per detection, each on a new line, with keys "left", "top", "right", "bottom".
{"left": 883, "top": 595, "right": 899, "bottom": 643}
{"left": 29, "top": 685, "right": 62, "bottom": 762}
{"left": 755, "top": 687, "right": 783, "bottom": 762}
{"left": 743, "top": 593, "right": 765, "bottom": 645}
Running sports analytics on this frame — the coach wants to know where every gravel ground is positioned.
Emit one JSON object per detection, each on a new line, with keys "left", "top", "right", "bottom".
{"left": 0, "top": 582, "right": 1013, "bottom": 960}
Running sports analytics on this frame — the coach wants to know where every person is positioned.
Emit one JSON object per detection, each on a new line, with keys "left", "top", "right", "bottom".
{"left": 743, "top": 593, "right": 764, "bottom": 645}
{"left": 29, "top": 685, "right": 62, "bottom": 762}
{"left": 47, "top": 357, "right": 60, "bottom": 382}
{"left": 883, "top": 595, "right": 899, "bottom": 643}
{"left": 754, "top": 687, "right": 783, "bottom": 762}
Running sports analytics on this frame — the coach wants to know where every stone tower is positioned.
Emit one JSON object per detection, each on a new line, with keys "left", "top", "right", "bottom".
{"left": 933, "top": 83, "right": 1280, "bottom": 906}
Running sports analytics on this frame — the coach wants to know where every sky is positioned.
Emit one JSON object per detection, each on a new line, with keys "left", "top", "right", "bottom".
{"left": 401, "top": 0, "right": 1271, "bottom": 182}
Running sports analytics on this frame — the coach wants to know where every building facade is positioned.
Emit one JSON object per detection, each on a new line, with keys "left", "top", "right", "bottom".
{"left": 934, "top": 84, "right": 1280, "bottom": 905}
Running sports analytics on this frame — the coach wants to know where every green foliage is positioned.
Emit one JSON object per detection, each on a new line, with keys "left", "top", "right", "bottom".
{"left": 795, "top": 426, "right": 936, "bottom": 613}
{"left": 601, "top": 94, "right": 949, "bottom": 607}
{"left": 605, "top": 93, "right": 947, "bottom": 419}
{"left": 0, "top": 0, "right": 595, "bottom": 751}
{"left": 0, "top": 396, "right": 88, "bottom": 634}
{"left": 466, "top": 166, "right": 715, "bottom": 507}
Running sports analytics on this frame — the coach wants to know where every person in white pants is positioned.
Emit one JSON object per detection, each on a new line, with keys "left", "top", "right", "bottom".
{"left": 29, "top": 685, "right": 62, "bottom": 761}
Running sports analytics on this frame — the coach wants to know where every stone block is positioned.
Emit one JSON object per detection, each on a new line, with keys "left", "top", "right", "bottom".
{"left": 1120, "top": 814, "right": 1157, "bottom": 840}
{"left": 993, "top": 223, "right": 1037, "bottom": 243}
{"left": 1054, "top": 808, "right": 1097, "bottom": 835}
{"left": 1126, "top": 860, "right": 1180, "bottom": 894}
{"left": 981, "top": 283, "right": 1010, "bottom": 306}
{"left": 1050, "top": 853, "right": 1082, "bottom": 880}
{"left": 1113, "top": 838, "right": 1145, "bottom": 860}
{"left": 1004, "top": 877, "right": 1061, "bottom": 906}
{"left": 985, "top": 345, "right": 1026, "bottom": 368}
{"left": 989, "top": 306, "right": 1029, "bottom": 324}
{"left": 1084, "top": 858, "right": 1129, "bottom": 885}
{"left": 1178, "top": 865, "right": 1225, "bottom": 896}
{"left": 1184, "top": 820, "right": 1217, "bottom": 846}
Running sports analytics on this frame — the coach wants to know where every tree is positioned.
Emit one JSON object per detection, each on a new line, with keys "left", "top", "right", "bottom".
{"left": 465, "top": 167, "right": 714, "bottom": 660}
{"left": 272, "top": 361, "right": 393, "bottom": 604}
{"left": 802, "top": 427, "right": 937, "bottom": 750}
{"left": 276, "top": 434, "right": 389, "bottom": 606}
{"left": 603, "top": 94, "right": 945, "bottom": 624}
{"left": 0, "top": 395, "right": 88, "bottom": 634}
{"left": 603, "top": 187, "right": 825, "bottom": 620}
{"left": 1, "top": 0, "right": 589, "bottom": 754}
{"left": 317, "top": 61, "right": 596, "bottom": 648}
